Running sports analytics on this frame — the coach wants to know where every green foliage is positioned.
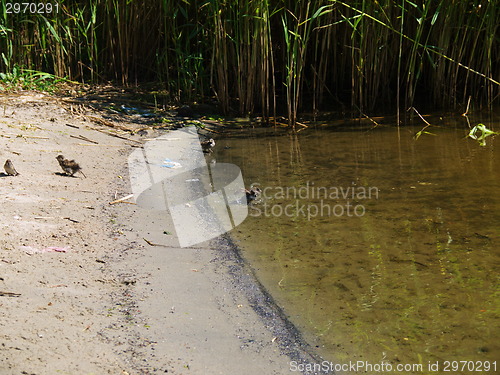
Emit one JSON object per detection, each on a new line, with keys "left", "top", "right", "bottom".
{"left": 0, "top": 1, "right": 498, "bottom": 121}
{"left": 467, "top": 124, "right": 499, "bottom": 147}
{"left": 0, "top": 65, "right": 64, "bottom": 92}
{"left": 281, "top": 2, "right": 332, "bottom": 125}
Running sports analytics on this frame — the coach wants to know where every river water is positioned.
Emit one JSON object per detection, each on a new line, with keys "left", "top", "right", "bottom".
{"left": 212, "top": 116, "right": 499, "bottom": 373}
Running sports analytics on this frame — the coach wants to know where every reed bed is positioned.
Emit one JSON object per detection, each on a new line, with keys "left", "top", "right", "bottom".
{"left": 1, "top": 0, "right": 498, "bottom": 124}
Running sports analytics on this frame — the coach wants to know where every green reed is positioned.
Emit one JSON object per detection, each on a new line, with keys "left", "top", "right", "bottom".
{"left": 0, "top": 1, "right": 497, "bottom": 124}
{"left": 281, "top": 1, "right": 331, "bottom": 125}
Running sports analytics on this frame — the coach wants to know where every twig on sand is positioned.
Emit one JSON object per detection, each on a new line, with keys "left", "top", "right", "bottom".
{"left": 33, "top": 216, "right": 80, "bottom": 223}
{"left": 77, "top": 143, "right": 123, "bottom": 147}
{"left": 143, "top": 238, "right": 162, "bottom": 246}
{"left": 70, "top": 134, "right": 99, "bottom": 144}
{"left": 0, "top": 291, "right": 21, "bottom": 297}
{"left": 109, "top": 194, "right": 134, "bottom": 205}
{"left": 63, "top": 217, "right": 80, "bottom": 223}
{"left": 86, "top": 115, "right": 135, "bottom": 132}
{"left": 5, "top": 133, "right": 50, "bottom": 140}
{"left": 142, "top": 237, "right": 213, "bottom": 250}
{"left": 87, "top": 126, "right": 142, "bottom": 144}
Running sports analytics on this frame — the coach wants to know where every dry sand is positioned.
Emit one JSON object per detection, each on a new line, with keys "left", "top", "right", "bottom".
{"left": 0, "top": 92, "right": 325, "bottom": 375}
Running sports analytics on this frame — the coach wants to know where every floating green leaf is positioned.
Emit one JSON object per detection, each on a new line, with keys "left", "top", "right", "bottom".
{"left": 467, "top": 124, "right": 499, "bottom": 146}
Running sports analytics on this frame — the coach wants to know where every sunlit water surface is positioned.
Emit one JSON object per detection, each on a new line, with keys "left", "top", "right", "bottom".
{"left": 213, "top": 118, "right": 499, "bottom": 373}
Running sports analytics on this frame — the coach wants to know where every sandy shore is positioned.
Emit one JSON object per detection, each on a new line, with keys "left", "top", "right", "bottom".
{"left": 0, "top": 92, "right": 324, "bottom": 374}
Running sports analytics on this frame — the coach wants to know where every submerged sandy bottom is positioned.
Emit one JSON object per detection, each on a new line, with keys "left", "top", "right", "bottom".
{"left": 220, "top": 124, "right": 500, "bottom": 373}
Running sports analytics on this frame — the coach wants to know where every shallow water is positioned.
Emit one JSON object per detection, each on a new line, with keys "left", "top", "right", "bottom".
{"left": 213, "top": 118, "right": 499, "bottom": 373}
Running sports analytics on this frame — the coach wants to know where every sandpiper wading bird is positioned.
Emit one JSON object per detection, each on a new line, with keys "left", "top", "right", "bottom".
{"left": 4, "top": 159, "right": 19, "bottom": 176}
{"left": 56, "top": 155, "right": 86, "bottom": 178}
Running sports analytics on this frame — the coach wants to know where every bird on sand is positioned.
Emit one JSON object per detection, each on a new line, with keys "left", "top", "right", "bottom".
{"left": 56, "top": 155, "right": 86, "bottom": 178}
{"left": 4, "top": 159, "right": 19, "bottom": 176}
{"left": 200, "top": 138, "right": 215, "bottom": 153}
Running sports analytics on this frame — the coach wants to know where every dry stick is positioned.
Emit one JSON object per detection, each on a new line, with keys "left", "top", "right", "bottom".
{"left": 70, "top": 134, "right": 99, "bottom": 144}
{"left": 22, "top": 135, "right": 50, "bottom": 139}
{"left": 143, "top": 238, "right": 161, "bottom": 246}
{"left": 87, "top": 126, "right": 142, "bottom": 144}
{"left": 362, "top": 113, "right": 381, "bottom": 130}
{"left": 34, "top": 216, "right": 80, "bottom": 223}
{"left": 77, "top": 134, "right": 99, "bottom": 144}
{"left": 351, "top": 106, "right": 382, "bottom": 130}
{"left": 109, "top": 194, "right": 134, "bottom": 205}
{"left": 48, "top": 284, "right": 68, "bottom": 288}
{"left": 462, "top": 96, "right": 473, "bottom": 129}
{"left": 63, "top": 217, "right": 80, "bottom": 223}
{"left": 142, "top": 238, "right": 212, "bottom": 250}
{"left": 198, "top": 120, "right": 225, "bottom": 133}
{"left": 462, "top": 96, "right": 472, "bottom": 117}
{"left": 411, "top": 107, "right": 432, "bottom": 126}
{"left": 0, "top": 291, "right": 21, "bottom": 297}
{"left": 77, "top": 143, "right": 123, "bottom": 147}
{"left": 86, "top": 115, "right": 137, "bottom": 132}
{"left": 411, "top": 107, "right": 434, "bottom": 136}
{"left": 198, "top": 126, "right": 223, "bottom": 135}
{"left": 200, "top": 120, "right": 229, "bottom": 128}
{"left": 65, "top": 123, "right": 80, "bottom": 129}
{"left": 5, "top": 134, "right": 50, "bottom": 140}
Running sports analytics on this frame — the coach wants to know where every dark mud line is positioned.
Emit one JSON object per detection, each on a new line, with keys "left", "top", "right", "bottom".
{"left": 214, "top": 234, "right": 333, "bottom": 375}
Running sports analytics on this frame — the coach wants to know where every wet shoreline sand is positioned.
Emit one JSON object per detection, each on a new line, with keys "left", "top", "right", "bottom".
{"left": 112, "top": 159, "right": 328, "bottom": 374}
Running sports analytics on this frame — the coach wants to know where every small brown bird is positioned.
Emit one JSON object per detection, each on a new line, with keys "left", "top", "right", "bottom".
{"left": 4, "top": 159, "right": 19, "bottom": 176}
{"left": 56, "top": 155, "right": 86, "bottom": 178}
{"left": 245, "top": 187, "right": 262, "bottom": 204}
{"left": 200, "top": 138, "right": 215, "bottom": 153}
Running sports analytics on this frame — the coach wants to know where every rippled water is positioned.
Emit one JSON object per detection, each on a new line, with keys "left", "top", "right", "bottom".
{"left": 213, "top": 117, "right": 499, "bottom": 372}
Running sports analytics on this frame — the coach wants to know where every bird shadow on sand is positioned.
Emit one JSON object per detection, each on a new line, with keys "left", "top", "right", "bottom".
{"left": 54, "top": 172, "right": 78, "bottom": 178}
{"left": 0, "top": 172, "right": 13, "bottom": 178}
